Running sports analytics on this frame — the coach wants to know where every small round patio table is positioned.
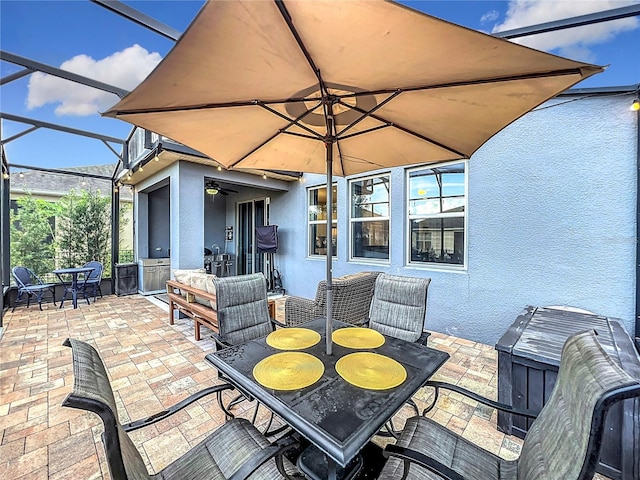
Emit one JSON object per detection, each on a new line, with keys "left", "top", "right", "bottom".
{"left": 53, "top": 267, "right": 94, "bottom": 309}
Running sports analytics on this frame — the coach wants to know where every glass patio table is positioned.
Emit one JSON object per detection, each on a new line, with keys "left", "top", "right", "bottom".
{"left": 53, "top": 267, "right": 94, "bottom": 309}
{"left": 205, "top": 318, "right": 449, "bottom": 479}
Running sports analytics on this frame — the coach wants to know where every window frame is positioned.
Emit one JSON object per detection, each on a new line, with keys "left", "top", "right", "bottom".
{"left": 348, "top": 173, "right": 391, "bottom": 263}
{"left": 405, "top": 160, "right": 468, "bottom": 270}
{"left": 307, "top": 183, "right": 338, "bottom": 258}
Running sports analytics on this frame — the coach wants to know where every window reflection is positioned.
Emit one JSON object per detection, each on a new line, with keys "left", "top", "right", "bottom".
{"left": 408, "top": 162, "right": 466, "bottom": 267}
{"left": 308, "top": 185, "right": 337, "bottom": 257}
{"left": 350, "top": 175, "right": 390, "bottom": 261}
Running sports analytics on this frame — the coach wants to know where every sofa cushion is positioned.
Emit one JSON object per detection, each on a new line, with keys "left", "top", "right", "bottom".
{"left": 190, "top": 272, "right": 216, "bottom": 307}
{"left": 173, "top": 268, "right": 206, "bottom": 297}
{"left": 205, "top": 279, "right": 217, "bottom": 310}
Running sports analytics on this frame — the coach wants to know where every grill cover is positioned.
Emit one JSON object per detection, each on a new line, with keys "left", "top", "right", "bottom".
{"left": 256, "top": 225, "right": 278, "bottom": 253}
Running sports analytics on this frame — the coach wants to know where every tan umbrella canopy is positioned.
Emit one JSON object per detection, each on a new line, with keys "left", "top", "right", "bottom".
{"left": 105, "top": 0, "right": 602, "bottom": 354}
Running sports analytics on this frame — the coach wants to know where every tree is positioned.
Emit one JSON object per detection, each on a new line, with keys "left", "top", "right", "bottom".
{"left": 10, "top": 193, "right": 57, "bottom": 276}
{"left": 56, "top": 189, "right": 111, "bottom": 269}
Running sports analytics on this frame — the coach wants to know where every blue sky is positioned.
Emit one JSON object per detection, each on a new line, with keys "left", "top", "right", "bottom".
{"left": 1, "top": 0, "right": 639, "bottom": 170}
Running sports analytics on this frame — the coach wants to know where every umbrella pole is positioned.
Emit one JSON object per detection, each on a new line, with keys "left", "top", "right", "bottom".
{"left": 325, "top": 134, "right": 334, "bottom": 355}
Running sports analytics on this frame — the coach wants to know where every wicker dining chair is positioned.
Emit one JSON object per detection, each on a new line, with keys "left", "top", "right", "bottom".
{"left": 283, "top": 271, "right": 382, "bottom": 327}
{"left": 61, "top": 337, "right": 302, "bottom": 480}
{"left": 379, "top": 330, "right": 640, "bottom": 480}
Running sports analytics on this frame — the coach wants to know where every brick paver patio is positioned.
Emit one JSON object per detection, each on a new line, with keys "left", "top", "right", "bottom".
{"left": 0, "top": 294, "right": 608, "bottom": 479}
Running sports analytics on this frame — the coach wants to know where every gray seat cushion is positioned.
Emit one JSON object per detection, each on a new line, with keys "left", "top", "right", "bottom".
{"left": 379, "top": 416, "right": 517, "bottom": 480}
{"left": 213, "top": 274, "right": 273, "bottom": 345}
{"left": 154, "top": 418, "right": 296, "bottom": 480}
{"left": 380, "top": 330, "right": 640, "bottom": 480}
{"left": 368, "top": 274, "right": 430, "bottom": 342}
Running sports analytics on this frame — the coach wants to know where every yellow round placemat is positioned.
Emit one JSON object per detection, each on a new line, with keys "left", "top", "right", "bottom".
{"left": 336, "top": 352, "right": 406, "bottom": 390}
{"left": 253, "top": 352, "right": 324, "bottom": 390}
{"left": 266, "top": 328, "right": 321, "bottom": 350}
{"left": 332, "top": 327, "right": 385, "bottom": 349}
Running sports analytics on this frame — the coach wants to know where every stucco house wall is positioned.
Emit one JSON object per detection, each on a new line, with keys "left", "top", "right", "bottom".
{"left": 269, "top": 95, "right": 637, "bottom": 345}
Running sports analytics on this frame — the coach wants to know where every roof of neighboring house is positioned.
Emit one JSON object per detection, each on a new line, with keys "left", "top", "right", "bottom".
{"left": 10, "top": 164, "right": 133, "bottom": 201}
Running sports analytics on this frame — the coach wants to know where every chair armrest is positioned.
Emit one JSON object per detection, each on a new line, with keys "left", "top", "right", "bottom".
{"left": 270, "top": 317, "right": 287, "bottom": 329}
{"left": 383, "top": 444, "right": 466, "bottom": 480}
{"left": 211, "top": 332, "right": 230, "bottom": 351}
{"left": 228, "top": 432, "right": 301, "bottom": 480}
{"left": 423, "top": 380, "right": 539, "bottom": 418}
{"left": 284, "top": 296, "right": 320, "bottom": 326}
{"left": 122, "top": 384, "right": 234, "bottom": 432}
{"left": 417, "top": 331, "right": 431, "bottom": 345}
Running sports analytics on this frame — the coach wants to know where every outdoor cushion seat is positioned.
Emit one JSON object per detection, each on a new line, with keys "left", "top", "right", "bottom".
{"left": 11, "top": 266, "right": 56, "bottom": 311}
{"left": 61, "top": 337, "right": 302, "bottom": 480}
{"left": 284, "top": 271, "right": 382, "bottom": 327}
{"left": 211, "top": 273, "right": 276, "bottom": 413}
{"left": 380, "top": 330, "right": 640, "bottom": 480}
{"left": 367, "top": 274, "right": 431, "bottom": 344}
{"left": 172, "top": 268, "right": 207, "bottom": 297}
{"left": 212, "top": 273, "right": 274, "bottom": 348}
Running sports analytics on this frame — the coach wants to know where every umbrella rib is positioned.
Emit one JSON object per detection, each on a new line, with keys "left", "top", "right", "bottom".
{"left": 274, "top": 0, "right": 322, "bottom": 85}
{"left": 258, "top": 102, "right": 324, "bottom": 140}
{"left": 340, "top": 103, "right": 467, "bottom": 158}
{"left": 340, "top": 124, "right": 393, "bottom": 140}
{"left": 335, "top": 68, "right": 588, "bottom": 101}
{"left": 227, "top": 131, "right": 282, "bottom": 170}
{"left": 227, "top": 102, "right": 326, "bottom": 169}
{"left": 281, "top": 131, "right": 323, "bottom": 141}
{"left": 109, "top": 97, "right": 321, "bottom": 116}
{"left": 337, "top": 91, "right": 401, "bottom": 137}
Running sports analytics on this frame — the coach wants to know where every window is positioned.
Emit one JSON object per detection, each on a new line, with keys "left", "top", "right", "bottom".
{"left": 350, "top": 174, "right": 390, "bottom": 261}
{"left": 407, "top": 161, "right": 466, "bottom": 267}
{"left": 308, "top": 184, "right": 337, "bottom": 257}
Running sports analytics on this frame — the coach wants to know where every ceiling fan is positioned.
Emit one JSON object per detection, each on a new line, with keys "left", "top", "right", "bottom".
{"left": 205, "top": 180, "right": 238, "bottom": 196}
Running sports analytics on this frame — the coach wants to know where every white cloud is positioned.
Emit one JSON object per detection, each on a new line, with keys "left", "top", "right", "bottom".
{"left": 491, "top": 0, "right": 639, "bottom": 60}
{"left": 481, "top": 10, "right": 500, "bottom": 25}
{"left": 27, "top": 44, "right": 162, "bottom": 116}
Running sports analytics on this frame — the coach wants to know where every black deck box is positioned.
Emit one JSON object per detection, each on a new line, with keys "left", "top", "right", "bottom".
{"left": 496, "top": 306, "right": 640, "bottom": 480}
{"left": 114, "top": 263, "right": 138, "bottom": 296}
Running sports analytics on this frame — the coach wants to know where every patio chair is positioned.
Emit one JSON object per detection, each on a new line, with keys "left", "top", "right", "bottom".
{"left": 211, "top": 273, "right": 277, "bottom": 422}
{"left": 212, "top": 273, "right": 275, "bottom": 348}
{"left": 61, "top": 337, "right": 303, "bottom": 480}
{"left": 283, "top": 271, "right": 382, "bottom": 327}
{"left": 379, "top": 330, "right": 640, "bottom": 480}
{"left": 366, "top": 274, "right": 431, "bottom": 344}
{"left": 11, "top": 266, "right": 56, "bottom": 311}
{"left": 79, "top": 260, "right": 103, "bottom": 301}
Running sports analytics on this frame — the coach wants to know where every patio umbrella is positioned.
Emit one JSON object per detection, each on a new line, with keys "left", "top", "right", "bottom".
{"left": 105, "top": 0, "right": 602, "bottom": 354}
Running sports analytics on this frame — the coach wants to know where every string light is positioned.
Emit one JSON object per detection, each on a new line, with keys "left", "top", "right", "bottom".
{"left": 139, "top": 165, "right": 144, "bottom": 172}
{"left": 217, "top": 165, "right": 222, "bottom": 171}
{"left": 631, "top": 97, "right": 640, "bottom": 112}
{"left": 19, "top": 172, "right": 24, "bottom": 178}
{"left": 2, "top": 172, "right": 9, "bottom": 180}
{"left": 262, "top": 173, "right": 267, "bottom": 179}
{"left": 155, "top": 153, "right": 160, "bottom": 161}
